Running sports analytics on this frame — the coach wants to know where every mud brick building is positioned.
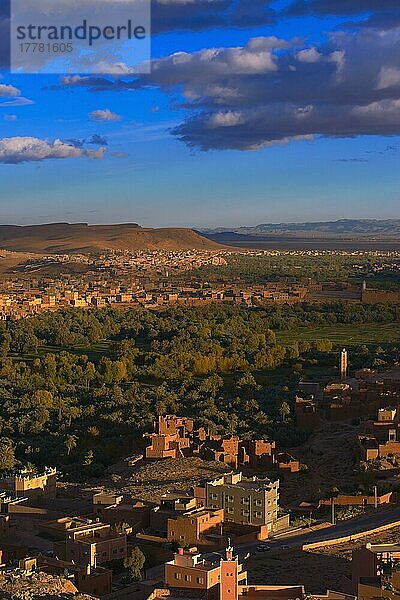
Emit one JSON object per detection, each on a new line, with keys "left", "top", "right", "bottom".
{"left": 65, "top": 522, "right": 127, "bottom": 568}
{"left": 145, "top": 415, "right": 199, "bottom": 459}
{"left": 150, "top": 493, "right": 198, "bottom": 537}
{"left": 144, "top": 415, "right": 299, "bottom": 472}
{"left": 162, "top": 546, "right": 344, "bottom": 600}
{"left": 165, "top": 546, "right": 247, "bottom": 600}
{"left": 297, "top": 364, "right": 400, "bottom": 429}
{"left": 0, "top": 468, "right": 57, "bottom": 502}
{"left": 93, "top": 492, "right": 151, "bottom": 532}
{"left": 167, "top": 507, "right": 224, "bottom": 546}
{"left": 360, "top": 405, "right": 400, "bottom": 460}
{"left": 347, "top": 543, "right": 400, "bottom": 597}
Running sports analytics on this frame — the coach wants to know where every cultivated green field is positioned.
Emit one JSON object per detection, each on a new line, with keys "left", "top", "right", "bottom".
{"left": 276, "top": 322, "right": 400, "bottom": 345}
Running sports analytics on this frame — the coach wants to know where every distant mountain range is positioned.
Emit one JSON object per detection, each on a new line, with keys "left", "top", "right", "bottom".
{"left": 0, "top": 223, "right": 223, "bottom": 254}
{"left": 1, "top": 220, "right": 399, "bottom": 256}
{"left": 202, "top": 219, "right": 400, "bottom": 239}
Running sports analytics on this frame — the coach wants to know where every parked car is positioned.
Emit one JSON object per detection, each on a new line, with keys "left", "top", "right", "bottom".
{"left": 256, "top": 544, "right": 271, "bottom": 552}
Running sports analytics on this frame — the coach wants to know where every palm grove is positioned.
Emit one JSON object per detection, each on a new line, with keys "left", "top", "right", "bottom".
{"left": 0, "top": 302, "right": 399, "bottom": 479}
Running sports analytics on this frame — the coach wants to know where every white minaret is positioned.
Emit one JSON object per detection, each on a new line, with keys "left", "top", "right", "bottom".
{"left": 340, "top": 348, "right": 348, "bottom": 381}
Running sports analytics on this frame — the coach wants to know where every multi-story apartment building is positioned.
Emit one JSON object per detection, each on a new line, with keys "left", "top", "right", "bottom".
{"left": 204, "top": 473, "right": 280, "bottom": 531}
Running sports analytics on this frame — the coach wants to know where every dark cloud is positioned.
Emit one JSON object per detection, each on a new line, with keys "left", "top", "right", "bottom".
{"left": 286, "top": 0, "right": 399, "bottom": 16}
{"left": 172, "top": 100, "right": 400, "bottom": 150}
{"left": 63, "top": 135, "right": 108, "bottom": 148}
{"left": 346, "top": 11, "right": 400, "bottom": 31}
{"left": 286, "top": 0, "right": 400, "bottom": 31}
{"left": 152, "top": 0, "right": 275, "bottom": 34}
{"left": 160, "top": 29, "right": 400, "bottom": 150}
{"left": 55, "top": 28, "right": 400, "bottom": 150}
{"left": 88, "top": 134, "right": 108, "bottom": 146}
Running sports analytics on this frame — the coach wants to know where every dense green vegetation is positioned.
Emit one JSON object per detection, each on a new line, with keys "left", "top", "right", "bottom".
{"left": 276, "top": 322, "right": 399, "bottom": 345}
{"left": 190, "top": 254, "right": 400, "bottom": 288}
{"left": 0, "top": 302, "right": 399, "bottom": 480}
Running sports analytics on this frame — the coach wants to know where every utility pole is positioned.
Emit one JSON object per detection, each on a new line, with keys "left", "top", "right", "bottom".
{"left": 331, "top": 498, "right": 335, "bottom": 525}
{"left": 374, "top": 485, "right": 378, "bottom": 510}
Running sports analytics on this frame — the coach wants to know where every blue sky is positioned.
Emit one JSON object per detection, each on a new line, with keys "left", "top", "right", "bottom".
{"left": 0, "top": 0, "right": 399, "bottom": 228}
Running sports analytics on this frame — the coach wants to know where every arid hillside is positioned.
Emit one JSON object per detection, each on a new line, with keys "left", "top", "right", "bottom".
{"left": 0, "top": 223, "right": 225, "bottom": 254}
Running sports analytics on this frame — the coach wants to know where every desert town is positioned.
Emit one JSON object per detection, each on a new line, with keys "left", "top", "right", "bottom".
{"left": 2, "top": 352, "right": 400, "bottom": 600}
{"left": 1, "top": 248, "right": 400, "bottom": 318}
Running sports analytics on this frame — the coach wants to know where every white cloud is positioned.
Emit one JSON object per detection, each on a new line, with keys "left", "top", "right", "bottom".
{"left": 209, "top": 111, "right": 244, "bottom": 127}
{"left": 89, "top": 109, "right": 122, "bottom": 121}
{"left": 0, "top": 137, "right": 106, "bottom": 164}
{"left": 377, "top": 66, "right": 400, "bottom": 89}
{"left": 296, "top": 48, "right": 322, "bottom": 62}
{"left": 0, "top": 84, "right": 21, "bottom": 97}
{"left": 0, "top": 97, "right": 34, "bottom": 107}
{"left": 57, "top": 27, "right": 400, "bottom": 151}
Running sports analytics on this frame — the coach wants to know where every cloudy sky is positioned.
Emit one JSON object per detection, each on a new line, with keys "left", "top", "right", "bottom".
{"left": 0, "top": 0, "right": 399, "bottom": 227}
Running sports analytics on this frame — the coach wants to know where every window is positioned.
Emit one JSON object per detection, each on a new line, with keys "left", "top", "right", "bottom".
{"left": 185, "top": 575, "right": 192, "bottom": 582}
{"left": 174, "top": 573, "right": 182, "bottom": 580}
{"left": 197, "top": 577, "right": 204, "bottom": 584}
{"left": 227, "top": 508, "right": 234, "bottom": 514}
{"left": 226, "top": 495, "right": 234, "bottom": 502}
{"left": 241, "top": 497, "right": 249, "bottom": 504}
{"left": 211, "top": 493, "right": 218, "bottom": 500}
{"left": 170, "top": 531, "right": 175, "bottom": 537}
{"left": 241, "top": 509, "right": 249, "bottom": 516}
{"left": 255, "top": 511, "right": 262, "bottom": 518}
{"left": 254, "top": 499, "right": 262, "bottom": 506}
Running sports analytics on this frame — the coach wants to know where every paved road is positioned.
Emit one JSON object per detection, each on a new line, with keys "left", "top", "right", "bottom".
{"left": 142, "top": 506, "right": 400, "bottom": 584}
{"left": 203, "top": 505, "right": 400, "bottom": 561}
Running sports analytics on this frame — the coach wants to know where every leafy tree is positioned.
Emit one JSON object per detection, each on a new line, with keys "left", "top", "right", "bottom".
{"left": 0, "top": 437, "right": 16, "bottom": 470}
{"left": 124, "top": 547, "right": 145, "bottom": 581}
